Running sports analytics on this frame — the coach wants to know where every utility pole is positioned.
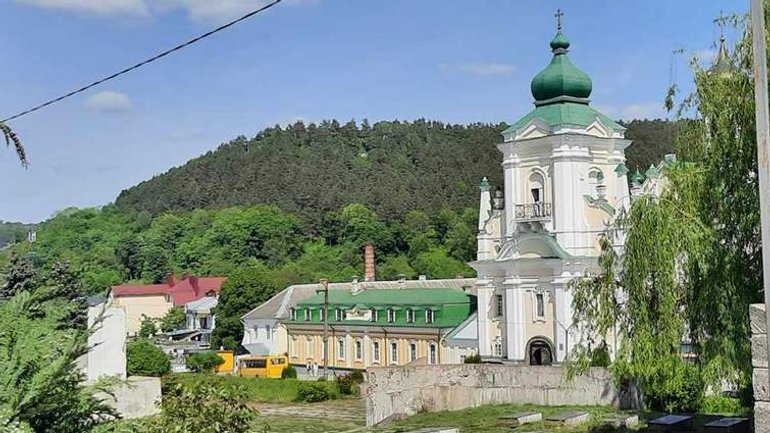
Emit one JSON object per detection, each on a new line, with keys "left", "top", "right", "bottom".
{"left": 320, "top": 278, "right": 329, "bottom": 378}
{"left": 751, "top": 0, "right": 770, "bottom": 371}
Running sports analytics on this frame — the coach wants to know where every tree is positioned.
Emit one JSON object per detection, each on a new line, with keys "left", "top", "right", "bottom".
{"left": 160, "top": 307, "right": 186, "bottom": 333}
{"left": 126, "top": 339, "right": 170, "bottom": 377}
{"left": 185, "top": 352, "right": 224, "bottom": 373}
{"left": 211, "top": 262, "right": 278, "bottom": 350}
{"left": 0, "top": 284, "right": 115, "bottom": 432}
{"left": 1, "top": 254, "right": 36, "bottom": 299}
{"left": 138, "top": 315, "right": 158, "bottom": 339}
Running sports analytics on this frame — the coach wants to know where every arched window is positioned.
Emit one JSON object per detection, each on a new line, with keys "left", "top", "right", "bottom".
{"left": 338, "top": 338, "right": 345, "bottom": 359}
{"left": 390, "top": 341, "right": 399, "bottom": 364}
{"left": 409, "top": 342, "right": 417, "bottom": 362}
{"left": 429, "top": 343, "right": 437, "bottom": 364}
{"left": 529, "top": 171, "right": 546, "bottom": 204}
{"left": 355, "top": 340, "right": 363, "bottom": 360}
{"left": 372, "top": 341, "right": 381, "bottom": 363}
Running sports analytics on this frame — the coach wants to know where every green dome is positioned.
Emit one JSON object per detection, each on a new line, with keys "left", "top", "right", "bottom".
{"left": 531, "top": 32, "right": 593, "bottom": 103}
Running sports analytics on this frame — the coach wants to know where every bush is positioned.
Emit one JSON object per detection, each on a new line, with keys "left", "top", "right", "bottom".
{"left": 138, "top": 315, "right": 158, "bottom": 339}
{"left": 336, "top": 374, "right": 355, "bottom": 395}
{"left": 348, "top": 370, "right": 365, "bottom": 383}
{"left": 590, "top": 343, "right": 611, "bottom": 367}
{"left": 464, "top": 353, "right": 482, "bottom": 364}
{"left": 701, "top": 395, "right": 750, "bottom": 416}
{"left": 643, "top": 360, "right": 704, "bottom": 413}
{"left": 281, "top": 365, "right": 297, "bottom": 379}
{"left": 127, "top": 339, "right": 170, "bottom": 377}
{"left": 295, "top": 382, "right": 332, "bottom": 403}
{"left": 185, "top": 351, "right": 224, "bottom": 373}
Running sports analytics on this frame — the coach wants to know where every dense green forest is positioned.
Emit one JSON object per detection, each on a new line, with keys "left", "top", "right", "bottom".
{"left": 116, "top": 119, "right": 674, "bottom": 228}
{"left": 2, "top": 118, "right": 674, "bottom": 298}
{"left": 0, "top": 221, "right": 35, "bottom": 249}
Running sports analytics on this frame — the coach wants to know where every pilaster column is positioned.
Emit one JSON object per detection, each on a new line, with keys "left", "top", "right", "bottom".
{"left": 476, "top": 284, "right": 494, "bottom": 356}
{"left": 505, "top": 284, "right": 526, "bottom": 361}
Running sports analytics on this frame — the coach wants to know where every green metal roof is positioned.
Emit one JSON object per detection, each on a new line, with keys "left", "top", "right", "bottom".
{"left": 503, "top": 102, "right": 625, "bottom": 135}
{"left": 630, "top": 169, "right": 644, "bottom": 186}
{"left": 614, "top": 163, "right": 629, "bottom": 175}
{"left": 297, "top": 288, "right": 469, "bottom": 308}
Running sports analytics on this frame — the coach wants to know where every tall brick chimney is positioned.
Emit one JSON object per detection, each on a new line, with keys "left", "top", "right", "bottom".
{"left": 364, "top": 242, "right": 376, "bottom": 282}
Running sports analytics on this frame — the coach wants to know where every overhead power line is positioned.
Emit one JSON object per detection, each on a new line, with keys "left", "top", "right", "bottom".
{"left": 2, "top": 0, "right": 282, "bottom": 123}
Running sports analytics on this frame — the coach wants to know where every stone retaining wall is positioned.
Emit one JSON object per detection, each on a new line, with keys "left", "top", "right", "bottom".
{"left": 751, "top": 304, "right": 769, "bottom": 433}
{"left": 364, "top": 364, "right": 631, "bottom": 426}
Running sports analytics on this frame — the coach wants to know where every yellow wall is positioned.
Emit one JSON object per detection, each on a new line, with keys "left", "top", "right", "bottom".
{"left": 524, "top": 291, "right": 554, "bottom": 344}
{"left": 286, "top": 329, "right": 449, "bottom": 370}
{"left": 112, "top": 295, "right": 172, "bottom": 336}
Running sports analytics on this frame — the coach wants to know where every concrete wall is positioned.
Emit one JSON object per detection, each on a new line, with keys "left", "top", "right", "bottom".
{"left": 751, "top": 304, "right": 769, "bottom": 433}
{"left": 364, "top": 364, "right": 624, "bottom": 426}
{"left": 96, "top": 377, "right": 161, "bottom": 420}
{"left": 86, "top": 305, "right": 127, "bottom": 382}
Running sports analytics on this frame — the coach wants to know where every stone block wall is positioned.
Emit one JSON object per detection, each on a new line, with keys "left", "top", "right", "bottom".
{"left": 364, "top": 364, "right": 627, "bottom": 426}
{"left": 752, "top": 304, "right": 769, "bottom": 433}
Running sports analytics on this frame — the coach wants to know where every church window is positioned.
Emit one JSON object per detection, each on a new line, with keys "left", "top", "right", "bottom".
{"left": 305, "top": 337, "right": 313, "bottom": 357}
{"left": 494, "top": 342, "right": 503, "bottom": 357}
{"left": 495, "top": 294, "right": 504, "bottom": 317}
{"left": 535, "top": 293, "right": 545, "bottom": 319}
{"left": 409, "top": 342, "right": 417, "bottom": 362}
{"left": 387, "top": 308, "right": 396, "bottom": 323}
{"left": 290, "top": 308, "right": 297, "bottom": 321}
{"left": 338, "top": 338, "right": 345, "bottom": 359}
{"left": 425, "top": 309, "right": 435, "bottom": 324}
{"left": 429, "top": 343, "right": 437, "bottom": 364}
{"left": 319, "top": 308, "right": 326, "bottom": 321}
{"left": 355, "top": 340, "right": 363, "bottom": 360}
{"left": 390, "top": 341, "right": 399, "bottom": 364}
{"left": 371, "top": 308, "right": 379, "bottom": 322}
{"left": 529, "top": 172, "right": 546, "bottom": 204}
{"left": 304, "top": 308, "right": 311, "bottom": 321}
{"left": 290, "top": 336, "right": 297, "bottom": 357}
{"left": 373, "top": 341, "right": 381, "bottom": 362}
{"left": 406, "top": 308, "right": 415, "bottom": 323}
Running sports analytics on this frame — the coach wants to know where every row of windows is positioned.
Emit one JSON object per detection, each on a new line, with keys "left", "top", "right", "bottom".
{"left": 291, "top": 337, "right": 438, "bottom": 365}
{"left": 495, "top": 293, "right": 546, "bottom": 319}
{"left": 290, "top": 307, "right": 435, "bottom": 324}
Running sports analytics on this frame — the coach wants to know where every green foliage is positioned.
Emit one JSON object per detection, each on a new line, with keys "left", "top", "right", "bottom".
{"left": 0, "top": 266, "right": 116, "bottom": 433}
{"left": 589, "top": 342, "right": 611, "bottom": 368}
{"left": 159, "top": 307, "right": 186, "bottom": 333}
{"left": 347, "top": 370, "right": 365, "bottom": 384}
{"left": 463, "top": 353, "right": 482, "bottom": 364}
{"left": 185, "top": 352, "right": 224, "bottom": 373}
{"left": 133, "top": 377, "right": 255, "bottom": 433}
{"left": 700, "top": 395, "right": 750, "bottom": 416}
{"left": 211, "top": 261, "right": 278, "bottom": 350}
{"left": 281, "top": 366, "right": 297, "bottom": 379}
{"left": 1, "top": 254, "right": 36, "bottom": 299}
{"left": 335, "top": 374, "right": 356, "bottom": 395}
{"left": 138, "top": 315, "right": 157, "bottom": 339}
{"left": 126, "top": 339, "right": 170, "bottom": 377}
{"left": 294, "top": 382, "right": 333, "bottom": 403}
{"left": 643, "top": 359, "right": 704, "bottom": 413}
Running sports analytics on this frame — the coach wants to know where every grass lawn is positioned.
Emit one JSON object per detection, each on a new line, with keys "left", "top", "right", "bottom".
{"left": 376, "top": 404, "right": 639, "bottom": 433}
{"left": 167, "top": 373, "right": 338, "bottom": 403}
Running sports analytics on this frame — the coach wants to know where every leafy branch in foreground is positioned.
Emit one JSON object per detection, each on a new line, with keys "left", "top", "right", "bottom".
{"left": 0, "top": 121, "right": 27, "bottom": 168}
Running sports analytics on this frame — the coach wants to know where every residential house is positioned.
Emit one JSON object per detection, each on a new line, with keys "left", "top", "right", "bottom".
{"left": 109, "top": 274, "right": 226, "bottom": 336}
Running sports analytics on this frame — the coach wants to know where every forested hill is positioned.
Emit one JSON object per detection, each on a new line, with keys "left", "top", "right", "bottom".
{"left": 115, "top": 119, "right": 674, "bottom": 224}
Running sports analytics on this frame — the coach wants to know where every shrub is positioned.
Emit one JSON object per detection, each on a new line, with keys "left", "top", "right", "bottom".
{"left": 295, "top": 382, "right": 331, "bottom": 403}
{"left": 590, "top": 343, "right": 611, "bottom": 367}
{"left": 464, "top": 353, "right": 482, "bottom": 364}
{"left": 281, "top": 365, "right": 297, "bottom": 379}
{"left": 643, "top": 360, "right": 704, "bottom": 413}
{"left": 127, "top": 339, "right": 170, "bottom": 377}
{"left": 336, "top": 374, "right": 355, "bottom": 395}
{"left": 701, "top": 395, "right": 749, "bottom": 416}
{"left": 138, "top": 315, "right": 158, "bottom": 339}
{"left": 185, "top": 351, "right": 224, "bottom": 373}
{"left": 160, "top": 307, "right": 186, "bottom": 333}
{"left": 348, "top": 370, "right": 365, "bottom": 383}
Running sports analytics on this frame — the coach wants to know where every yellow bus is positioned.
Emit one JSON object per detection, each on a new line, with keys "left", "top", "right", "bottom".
{"left": 214, "top": 351, "right": 235, "bottom": 374}
{"left": 237, "top": 355, "right": 288, "bottom": 379}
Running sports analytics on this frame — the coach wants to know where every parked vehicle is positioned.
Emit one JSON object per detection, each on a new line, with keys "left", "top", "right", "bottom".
{"left": 237, "top": 355, "right": 288, "bottom": 378}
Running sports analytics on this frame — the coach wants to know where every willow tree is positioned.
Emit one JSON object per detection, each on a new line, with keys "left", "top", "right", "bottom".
{"left": 571, "top": 8, "right": 764, "bottom": 408}
{"left": 0, "top": 121, "right": 26, "bottom": 167}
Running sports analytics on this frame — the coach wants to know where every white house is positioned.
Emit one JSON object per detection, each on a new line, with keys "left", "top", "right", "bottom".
{"left": 470, "top": 25, "right": 630, "bottom": 365}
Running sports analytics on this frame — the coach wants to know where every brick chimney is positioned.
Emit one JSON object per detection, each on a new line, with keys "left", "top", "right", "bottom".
{"left": 364, "top": 242, "right": 376, "bottom": 282}
{"left": 189, "top": 276, "right": 199, "bottom": 294}
{"left": 166, "top": 273, "right": 177, "bottom": 287}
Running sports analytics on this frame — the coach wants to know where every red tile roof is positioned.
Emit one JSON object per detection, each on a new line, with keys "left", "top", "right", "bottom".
{"left": 111, "top": 275, "right": 227, "bottom": 307}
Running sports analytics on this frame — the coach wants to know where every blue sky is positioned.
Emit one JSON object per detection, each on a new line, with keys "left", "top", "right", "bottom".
{"left": 0, "top": 0, "right": 746, "bottom": 222}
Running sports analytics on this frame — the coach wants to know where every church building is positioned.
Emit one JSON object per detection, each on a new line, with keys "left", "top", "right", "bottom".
{"left": 467, "top": 17, "right": 631, "bottom": 365}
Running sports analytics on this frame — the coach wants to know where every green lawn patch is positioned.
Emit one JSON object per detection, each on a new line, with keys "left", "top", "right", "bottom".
{"left": 166, "top": 373, "right": 336, "bottom": 403}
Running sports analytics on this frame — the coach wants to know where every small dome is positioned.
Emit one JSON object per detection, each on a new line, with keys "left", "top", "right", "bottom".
{"left": 531, "top": 32, "right": 593, "bottom": 103}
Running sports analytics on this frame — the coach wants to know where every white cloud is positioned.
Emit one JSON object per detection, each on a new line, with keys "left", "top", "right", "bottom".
{"left": 85, "top": 91, "right": 133, "bottom": 112}
{"left": 596, "top": 102, "right": 666, "bottom": 121}
{"left": 443, "top": 63, "right": 517, "bottom": 77}
{"left": 16, "top": 0, "right": 318, "bottom": 22}
{"left": 15, "top": 0, "right": 149, "bottom": 16}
